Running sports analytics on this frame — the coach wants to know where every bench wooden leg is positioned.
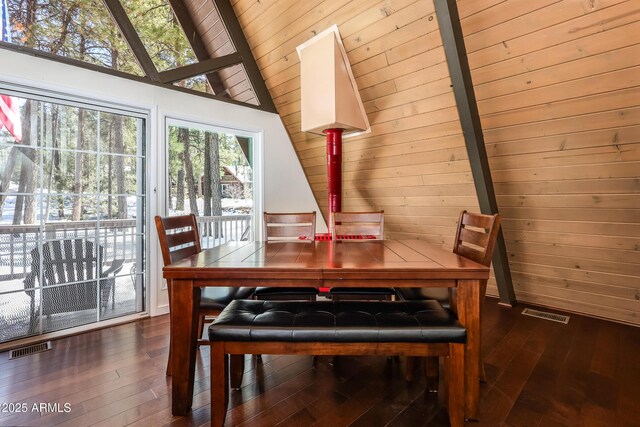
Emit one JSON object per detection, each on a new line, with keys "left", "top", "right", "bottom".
{"left": 211, "top": 342, "right": 228, "bottom": 427}
{"left": 405, "top": 356, "right": 415, "bottom": 381}
{"left": 230, "top": 354, "right": 245, "bottom": 389}
{"left": 425, "top": 356, "right": 439, "bottom": 392}
{"left": 448, "top": 343, "right": 465, "bottom": 427}
{"left": 407, "top": 356, "right": 439, "bottom": 391}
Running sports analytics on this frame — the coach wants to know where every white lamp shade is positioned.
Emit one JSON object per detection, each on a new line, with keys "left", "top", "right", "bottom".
{"left": 298, "top": 26, "right": 369, "bottom": 135}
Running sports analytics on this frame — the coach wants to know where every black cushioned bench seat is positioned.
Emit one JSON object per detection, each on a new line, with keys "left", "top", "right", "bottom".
{"left": 208, "top": 299, "right": 466, "bottom": 427}
{"left": 209, "top": 299, "right": 466, "bottom": 343}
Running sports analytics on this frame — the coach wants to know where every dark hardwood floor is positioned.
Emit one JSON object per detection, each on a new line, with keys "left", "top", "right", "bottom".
{"left": 1, "top": 298, "right": 639, "bottom": 427}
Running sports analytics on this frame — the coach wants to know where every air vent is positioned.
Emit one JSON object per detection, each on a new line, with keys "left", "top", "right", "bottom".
{"left": 9, "top": 341, "right": 52, "bottom": 360}
{"left": 522, "top": 308, "right": 570, "bottom": 324}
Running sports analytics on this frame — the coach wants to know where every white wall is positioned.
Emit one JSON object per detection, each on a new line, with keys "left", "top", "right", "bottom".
{"left": 0, "top": 48, "right": 325, "bottom": 316}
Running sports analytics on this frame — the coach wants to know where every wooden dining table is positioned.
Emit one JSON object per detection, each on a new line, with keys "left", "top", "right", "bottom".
{"left": 163, "top": 239, "right": 489, "bottom": 420}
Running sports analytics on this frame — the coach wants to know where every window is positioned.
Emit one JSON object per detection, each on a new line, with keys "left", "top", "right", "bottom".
{"left": 166, "top": 119, "right": 255, "bottom": 248}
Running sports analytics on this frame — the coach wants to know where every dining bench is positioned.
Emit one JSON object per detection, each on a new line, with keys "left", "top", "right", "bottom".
{"left": 208, "top": 299, "right": 467, "bottom": 427}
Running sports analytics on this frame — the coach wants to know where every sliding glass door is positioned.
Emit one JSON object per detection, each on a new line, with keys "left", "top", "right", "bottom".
{"left": 0, "top": 89, "right": 147, "bottom": 344}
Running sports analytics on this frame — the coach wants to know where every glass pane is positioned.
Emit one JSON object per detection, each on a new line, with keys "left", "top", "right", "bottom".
{"left": 99, "top": 154, "right": 138, "bottom": 203}
{"left": 174, "top": 74, "right": 214, "bottom": 95}
{"left": 167, "top": 123, "right": 254, "bottom": 246}
{"left": 5, "top": 0, "right": 143, "bottom": 76}
{"left": 0, "top": 152, "right": 42, "bottom": 225}
{"left": 43, "top": 150, "right": 98, "bottom": 196}
{"left": 100, "top": 113, "right": 140, "bottom": 156}
{"left": 98, "top": 229, "right": 141, "bottom": 320}
{"left": 121, "top": 0, "right": 198, "bottom": 72}
{"left": 0, "top": 288, "right": 40, "bottom": 341}
{"left": 42, "top": 104, "right": 99, "bottom": 152}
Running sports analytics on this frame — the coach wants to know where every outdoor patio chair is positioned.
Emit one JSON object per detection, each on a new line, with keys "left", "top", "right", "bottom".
{"left": 23, "top": 239, "right": 124, "bottom": 332}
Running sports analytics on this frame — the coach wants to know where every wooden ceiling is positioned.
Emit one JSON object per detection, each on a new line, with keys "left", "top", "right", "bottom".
{"left": 183, "top": 0, "right": 258, "bottom": 104}
{"left": 182, "top": 0, "right": 640, "bottom": 325}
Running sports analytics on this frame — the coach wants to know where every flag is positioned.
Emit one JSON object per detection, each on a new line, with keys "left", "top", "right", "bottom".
{"left": 0, "top": 0, "right": 22, "bottom": 141}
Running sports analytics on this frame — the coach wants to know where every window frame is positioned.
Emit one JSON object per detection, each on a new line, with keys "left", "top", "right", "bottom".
{"left": 163, "top": 116, "right": 264, "bottom": 244}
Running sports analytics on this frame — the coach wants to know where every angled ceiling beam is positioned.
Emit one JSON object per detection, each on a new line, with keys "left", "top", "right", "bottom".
{"left": 434, "top": 0, "right": 516, "bottom": 306}
{"left": 168, "top": 0, "right": 228, "bottom": 95}
{"left": 158, "top": 53, "right": 243, "bottom": 84}
{"left": 213, "top": 0, "right": 277, "bottom": 113}
{"left": 103, "top": 0, "right": 160, "bottom": 82}
{"left": 0, "top": 42, "right": 265, "bottom": 111}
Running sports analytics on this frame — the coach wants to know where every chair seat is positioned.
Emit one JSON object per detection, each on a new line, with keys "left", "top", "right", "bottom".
{"left": 209, "top": 299, "right": 466, "bottom": 343}
{"left": 200, "top": 287, "right": 256, "bottom": 310}
{"left": 395, "top": 288, "right": 450, "bottom": 308}
{"left": 330, "top": 287, "right": 396, "bottom": 296}
{"left": 254, "top": 287, "right": 318, "bottom": 299}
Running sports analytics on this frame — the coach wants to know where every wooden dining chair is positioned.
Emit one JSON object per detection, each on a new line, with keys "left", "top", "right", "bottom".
{"left": 329, "top": 211, "right": 396, "bottom": 301}
{"left": 155, "top": 214, "right": 255, "bottom": 376}
{"left": 397, "top": 210, "right": 501, "bottom": 386}
{"left": 252, "top": 212, "right": 319, "bottom": 301}
{"left": 331, "top": 210, "right": 385, "bottom": 241}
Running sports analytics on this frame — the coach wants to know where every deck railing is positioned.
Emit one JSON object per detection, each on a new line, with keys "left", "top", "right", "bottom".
{"left": 197, "top": 215, "right": 253, "bottom": 248}
{"left": 0, "top": 215, "right": 252, "bottom": 281}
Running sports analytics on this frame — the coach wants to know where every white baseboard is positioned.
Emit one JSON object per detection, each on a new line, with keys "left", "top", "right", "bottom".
{"left": 154, "top": 304, "right": 170, "bottom": 316}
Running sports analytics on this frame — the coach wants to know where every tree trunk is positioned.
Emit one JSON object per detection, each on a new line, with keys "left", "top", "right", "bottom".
{"left": 107, "top": 123, "right": 113, "bottom": 219}
{"left": 114, "top": 115, "right": 127, "bottom": 219}
{"left": 109, "top": 46, "right": 127, "bottom": 219}
{"left": 204, "top": 134, "right": 212, "bottom": 218}
{"left": 210, "top": 133, "right": 222, "bottom": 217}
{"left": 71, "top": 35, "right": 87, "bottom": 221}
{"left": 203, "top": 133, "right": 214, "bottom": 236}
{"left": 52, "top": 106, "right": 65, "bottom": 219}
{"left": 71, "top": 108, "right": 85, "bottom": 221}
{"left": 13, "top": 100, "right": 37, "bottom": 225}
{"left": 168, "top": 172, "right": 173, "bottom": 210}
{"left": 44, "top": 106, "right": 54, "bottom": 220}
{"left": 176, "top": 168, "right": 185, "bottom": 211}
{"left": 0, "top": 148, "right": 18, "bottom": 215}
{"left": 181, "top": 128, "right": 198, "bottom": 216}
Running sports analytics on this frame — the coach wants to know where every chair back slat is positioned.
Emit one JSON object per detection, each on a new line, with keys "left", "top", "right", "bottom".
{"left": 162, "top": 215, "right": 198, "bottom": 230}
{"left": 155, "top": 214, "right": 202, "bottom": 266}
{"left": 266, "top": 225, "right": 315, "bottom": 239}
{"left": 77, "top": 239, "right": 91, "bottom": 281}
{"left": 264, "top": 212, "right": 316, "bottom": 241}
{"left": 453, "top": 210, "right": 501, "bottom": 267}
{"left": 461, "top": 213, "right": 495, "bottom": 229}
{"left": 332, "top": 211, "right": 384, "bottom": 241}
{"left": 166, "top": 230, "right": 199, "bottom": 248}
{"left": 170, "top": 246, "right": 200, "bottom": 263}
{"left": 51, "top": 240, "right": 69, "bottom": 284}
{"left": 458, "top": 228, "right": 489, "bottom": 248}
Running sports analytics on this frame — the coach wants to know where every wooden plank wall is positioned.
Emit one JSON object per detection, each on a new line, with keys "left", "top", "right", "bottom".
{"left": 231, "top": 0, "right": 640, "bottom": 325}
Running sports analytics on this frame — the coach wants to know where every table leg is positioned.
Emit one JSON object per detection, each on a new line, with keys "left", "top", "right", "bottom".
{"left": 456, "top": 279, "right": 480, "bottom": 420}
{"left": 171, "top": 280, "right": 201, "bottom": 415}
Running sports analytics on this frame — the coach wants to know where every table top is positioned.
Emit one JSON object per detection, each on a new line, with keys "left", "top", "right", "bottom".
{"left": 163, "top": 239, "right": 489, "bottom": 281}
